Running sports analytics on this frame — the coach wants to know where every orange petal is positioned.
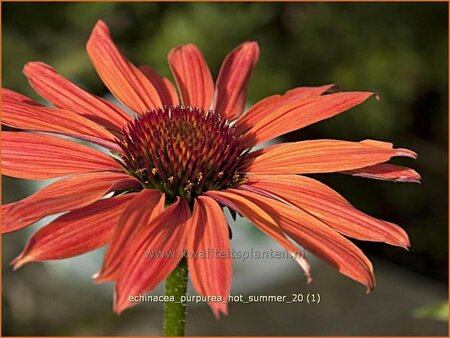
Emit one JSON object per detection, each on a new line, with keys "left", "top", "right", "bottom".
{"left": 236, "top": 94, "right": 282, "bottom": 133}
{"left": 247, "top": 173, "right": 350, "bottom": 204}
{"left": 213, "top": 42, "right": 259, "bottom": 120}
{"left": 139, "top": 65, "right": 179, "bottom": 106}
{"left": 2, "top": 172, "right": 140, "bottom": 234}
{"left": 243, "top": 92, "right": 374, "bottom": 147}
{"left": 2, "top": 88, "right": 42, "bottom": 106}
{"left": 358, "top": 139, "right": 417, "bottom": 158}
{"left": 205, "top": 190, "right": 312, "bottom": 283}
{"left": 2, "top": 90, "right": 119, "bottom": 150}
{"left": 242, "top": 139, "right": 415, "bottom": 175}
{"left": 87, "top": 20, "right": 162, "bottom": 114}
{"left": 237, "top": 84, "right": 335, "bottom": 134}
{"left": 243, "top": 175, "right": 410, "bottom": 248}
{"left": 168, "top": 44, "right": 214, "bottom": 109}
{"left": 11, "top": 194, "right": 136, "bottom": 270}
{"left": 187, "top": 196, "right": 231, "bottom": 318}
{"left": 343, "top": 163, "right": 421, "bottom": 183}
{"left": 225, "top": 188, "right": 375, "bottom": 291}
{"left": 95, "top": 189, "right": 165, "bottom": 283}
{"left": 2, "top": 132, "right": 122, "bottom": 179}
{"left": 114, "top": 197, "right": 191, "bottom": 314}
{"left": 282, "top": 84, "right": 338, "bottom": 99}
{"left": 23, "top": 62, "right": 131, "bottom": 132}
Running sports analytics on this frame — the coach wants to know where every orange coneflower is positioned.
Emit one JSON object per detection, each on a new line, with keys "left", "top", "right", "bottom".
{"left": 2, "top": 20, "right": 419, "bottom": 317}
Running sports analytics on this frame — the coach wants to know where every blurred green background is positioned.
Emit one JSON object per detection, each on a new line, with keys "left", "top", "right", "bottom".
{"left": 2, "top": 2, "right": 448, "bottom": 336}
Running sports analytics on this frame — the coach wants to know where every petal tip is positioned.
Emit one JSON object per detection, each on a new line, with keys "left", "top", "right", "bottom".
{"left": 354, "top": 91, "right": 376, "bottom": 102}
{"left": 244, "top": 40, "right": 259, "bottom": 49}
{"left": 365, "top": 285, "right": 375, "bottom": 294}
{"left": 88, "top": 20, "right": 110, "bottom": 45}
{"left": 94, "top": 19, "right": 108, "bottom": 31}
{"left": 93, "top": 271, "right": 114, "bottom": 284}
{"left": 401, "top": 237, "right": 411, "bottom": 251}
{"left": 113, "top": 291, "right": 132, "bottom": 315}
{"left": 92, "top": 271, "right": 112, "bottom": 284}
{"left": 23, "top": 61, "right": 39, "bottom": 75}
{"left": 113, "top": 305, "right": 123, "bottom": 316}
{"left": 168, "top": 43, "right": 200, "bottom": 56}
{"left": 324, "top": 83, "right": 339, "bottom": 93}
{"left": 210, "top": 301, "right": 228, "bottom": 319}
{"left": 400, "top": 171, "right": 421, "bottom": 183}
{"left": 365, "top": 274, "right": 376, "bottom": 294}
{"left": 11, "top": 253, "right": 31, "bottom": 270}
{"left": 240, "top": 41, "right": 260, "bottom": 61}
{"left": 395, "top": 148, "right": 418, "bottom": 159}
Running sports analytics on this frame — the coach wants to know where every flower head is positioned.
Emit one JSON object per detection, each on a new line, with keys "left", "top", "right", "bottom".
{"left": 2, "top": 20, "right": 419, "bottom": 317}
{"left": 118, "top": 105, "right": 245, "bottom": 202}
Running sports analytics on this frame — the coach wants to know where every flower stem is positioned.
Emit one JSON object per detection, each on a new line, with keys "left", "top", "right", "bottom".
{"left": 163, "top": 258, "right": 188, "bottom": 336}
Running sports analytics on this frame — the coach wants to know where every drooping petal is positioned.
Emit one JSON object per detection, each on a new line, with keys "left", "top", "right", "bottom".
{"left": 95, "top": 189, "right": 164, "bottom": 283}
{"left": 139, "top": 65, "right": 179, "bottom": 106}
{"left": 2, "top": 90, "right": 120, "bottom": 150}
{"left": 2, "top": 172, "right": 140, "bottom": 234}
{"left": 236, "top": 84, "right": 335, "bottom": 134}
{"left": 168, "top": 44, "right": 214, "bottom": 109}
{"left": 87, "top": 20, "right": 162, "bottom": 114}
{"left": 205, "top": 190, "right": 312, "bottom": 283}
{"left": 2, "top": 132, "right": 122, "bottom": 180}
{"left": 23, "top": 62, "right": 131, "bottom": 132}
{"left": 187, "top": 196, "right": 231, "bottom": 317}
{"left": 343, "top": 163, "right": 421, "bottom": 183}
{"left": 11, "top": 194, "right": 136, "bottom": 269}
{"left": 243, "top": 175, "right": 410, "bottom": 247}
{"left": 213, "top": 42, "right": 259, "bottom": 120}
{"left": 114, "top": 197, "right": 191, "bottom": 314}
{"left": 222, "top": 189, "right": 375, "bottom": 291}
{"left": 242, "top": 139, "right": 416, "bottom": 175}
{"left": 243, "top": 92, "right": 374, "bottom": 147}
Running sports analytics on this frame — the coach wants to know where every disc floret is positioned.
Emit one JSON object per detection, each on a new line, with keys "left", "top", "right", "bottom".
{"left": 117, "top": 105, "right": 245, "bottom": 202}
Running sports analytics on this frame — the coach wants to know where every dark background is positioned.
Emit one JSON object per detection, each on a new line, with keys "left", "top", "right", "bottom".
{"left": 2, "top": 2, "right": 448, "bottom": 336}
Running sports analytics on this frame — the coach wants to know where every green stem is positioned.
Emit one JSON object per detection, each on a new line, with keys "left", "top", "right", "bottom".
{"left": 163, "top": 258, "right": 188, "bottom": 336}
